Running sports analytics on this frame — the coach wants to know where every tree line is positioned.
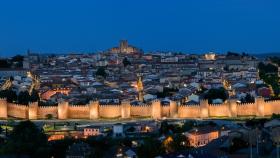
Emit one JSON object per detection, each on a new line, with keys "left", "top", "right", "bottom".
{"left": 0, "top": 55, "right": 24, "bottom": 68}
{"left": 0, "top": 89, "right": 40, "bottom": 105}
{"left": 258, "top": 62, "right": 280, "bottom": 96}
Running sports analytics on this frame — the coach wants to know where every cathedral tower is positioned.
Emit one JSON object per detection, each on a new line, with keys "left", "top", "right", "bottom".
{"left": 137, "top": 74, "right": 144, "bottom": 102}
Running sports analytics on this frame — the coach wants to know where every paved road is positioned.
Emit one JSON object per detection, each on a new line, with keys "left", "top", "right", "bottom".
{"left": 0, "top": 118, "right": 158, "bottom": 128}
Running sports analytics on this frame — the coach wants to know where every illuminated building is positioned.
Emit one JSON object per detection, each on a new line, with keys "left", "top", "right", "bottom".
{"left": 184, "top": 126, "right": 219, "bottom": 147}
{"left": 109, "top": 40, "right": 142, "bottom": 54}
{"left": 204, "top": 52, "right": 216, "bottom": 60}
{"left": 84, "top": 126, "right": 101, "bottom": 136}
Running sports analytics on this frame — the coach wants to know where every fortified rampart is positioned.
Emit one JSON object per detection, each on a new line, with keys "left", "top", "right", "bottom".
{"left": 1, "top": 97, "right": 280, "bottom": 120}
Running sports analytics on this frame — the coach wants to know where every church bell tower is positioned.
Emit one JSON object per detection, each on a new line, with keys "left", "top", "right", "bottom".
{"left": 137, "top": 74, "right": 144, "bottom": 102}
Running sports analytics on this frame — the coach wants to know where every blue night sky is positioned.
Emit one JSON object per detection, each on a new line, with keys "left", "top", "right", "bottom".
{"left": 0, "top": 0, "right": 280, "bottom": 56}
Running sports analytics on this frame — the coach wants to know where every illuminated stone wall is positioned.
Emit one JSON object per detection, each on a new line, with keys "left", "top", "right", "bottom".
{"left": 237, "top": 102, "right": 257, "bottom": 116}
{"left": 89, "top": 101, "right": 99, "bottom": 119}
{"left": 0, "top": 97, "right": 280, "bottom": 119}
{"left": 200, "top": 100, "right": 209, "bottom": 118}
{"left": 68, "top": 105, "right": 89, "bottom": 119}
{"left": 121, "top": 100, "right": 131, "bottom": 119}
{"left": 162, "top": 105, "right": 170, "bottom": 117}
{"left": 209, "top": 103, "right": 230, "bottom": 117}
{"left": 130, "top": 104, "right": 151, "bottom": 117}
{"left": 170, "top": 100, "right": 178, "bottom": 118}
{"left": 178, "top": 104, "right": 200, "bottom": 118}
{"left": 58, "top": 101, "right": 68, "bottom": 119}
{"left": 28, "top": 102, "right": 38, "bottom": 119}
{"left": 264, "top": 100, "right": 280, "bottom": 116}
{"left": 151, "top": 99, "right": 161, "bottom": 119}
{"left": 0, "top": 98, "right": 8, "bottom": 118}
{"left": 98, "top": 104, "right": 121, "bottom": 118}
{"left": 7, "top": 103, "right": 28, "bottom": 119}
{"left": 38, "top": 106, "right": 58, "bottom": 119}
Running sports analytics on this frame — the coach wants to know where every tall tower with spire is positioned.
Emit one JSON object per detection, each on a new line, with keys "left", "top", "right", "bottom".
{"left": 137, "top": 74, "right": 144, "bottom": 102}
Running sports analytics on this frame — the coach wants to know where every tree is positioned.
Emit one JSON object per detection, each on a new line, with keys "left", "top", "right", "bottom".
{"left": 0, "top": 59, "right": 10, "bottom": 68}
{"left": 226, "top": 51, "right": 240, "bottom": 57}
{"left": 0, "top": 120, "right": 49, "bottom": 157}
{"left": 245, "top": 118, "right": 268, "bottom": 128}
{"left": 160, "top": 120, "right": 170, "bottom": 135}
{"left": 271, "top": 113, "right": 280, "bottom": 119}
{"left": 0, "top": 89, "right": 17, "bottom": 103}
{"left": 258, "top": 62, "right": 280, "bottom": 96}
{"left": 122, "top": 57, "right": 131, "bottom": 67}
{"left": 30, "top": 90, "right": 40, "bottom": 102}
{"left": 204, "top": 87, "right": 228, "bottom": 103}
{"left": 173, "top": 134, "right": 190, "bottom": 151}
{"left": 49, "top": 138, "right": 74, "bottom": 158}
{"left": 241, "top": 93, "right": 255, "bottom": 103}
{"left": 182, "top": 121, "right": 196, "bottom": 132}
{"left": 95, "top": 67, "right": 107, "bottom": 79}
{"left": 137, "top": 138, "right": 164, "bottom": 158}
{"left": 11, "top": 55, "right": 24, "bottom": 63}
{"left": 126, "top": 126, "right": 136, "bottom": 133}
{"left": 17, "top": 91, "right": 31, "bottom": 105}
{"left": 85, "top": 136, "right": 114, "bottom": 158}
{"left": 46, "top": 114, "right": 53, "bottom": 120}
{"left": 156, "top": 87, "right": 178, "bottom": 98}
{"left": 11, "top": 55, "right": 24, "bottom": 68}
{"left": 229, "top": 137, "right": 248, "bottom": 153}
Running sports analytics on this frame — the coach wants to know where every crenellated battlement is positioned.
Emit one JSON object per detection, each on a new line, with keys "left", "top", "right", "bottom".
{"left": 179, "top": 104, "right": 200, "bottom": 107}
{"left": 39, "top": 106, "right": 58, "bottom": 109}
{"left": 0, "top": 98, "right": 8, "bottom": 118}
{"left": 7, "top": 103, "right": 29, "bottom": 119}
{"left": 151, "top": 99, "right": 160, "bottom": 103}
{"left": 237, "top": 102, "right": 256, "bottom": 106}
{"left": 8, "top": 103, "right": 28, "bottom": 108}
{"left": 0, "top": 97, "right": 7, "bottom": 101}
{"left": 69, "top": 104, "right": 89, "bottom": 108}
{"left": 68, "top": 104, "right": 89, "bottom": 119}
{"left": 161, "top": 104, "right": 170, "bottom": 106}
{"left": 209, "top": 103, "right": 228, "bottom": 106}
{"left": 99, "top": 104, "right": 121, "bottom": 107}
{"left": 131, "top": 104, "right": 151, "bottom": 107}
{"left": 89, "top": 100, "right": 99, "bottom": 104}
{"left": 265, "top": 99, "right": 280, "bottom": 103}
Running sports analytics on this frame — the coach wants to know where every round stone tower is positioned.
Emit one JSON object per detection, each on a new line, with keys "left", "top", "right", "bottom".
{"left": 0, "top": 98, "right": 8, "bottom": 118}
{"left": 121, "top": 100, "right": 131, "bottom": 119}
{"left": 152, "top": 99, "right": 161, "bottom": 119}
{"left": 58, "top": 100, "right": 69, "bottom": 119}
{"left": 89, "top": 100, "right": 99, "bottom": 119}
{"left": 28, "top": 102, "right": 38, "bottom": 120}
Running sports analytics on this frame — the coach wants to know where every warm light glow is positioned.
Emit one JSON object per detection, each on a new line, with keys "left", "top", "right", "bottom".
{"left": 48, "top": 135, "right": 65, "bottom": 141}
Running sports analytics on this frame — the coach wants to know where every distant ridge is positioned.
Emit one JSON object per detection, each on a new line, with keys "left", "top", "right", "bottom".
{"left": 253, "top": 52, "right": 280, "bottom": 59}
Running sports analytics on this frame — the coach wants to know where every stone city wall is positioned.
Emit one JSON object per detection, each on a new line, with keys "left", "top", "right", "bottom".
{"left": 7, "top": 103, "right": 28, "bottom": 119}
{"left": 209, "top": 103, "right": 230, "bottom": 117}
{"left": 162, "top": 105, "right": 170, "bottom": 117}
{"left": 68, "top": 105, "right": 89, "bottom": 119}
{"left": 237, "top": 102, "right": 257, "bottom": 116}
{"left": 130, "top": 104, "right": 151, "bottom": 117}
{"left": 264, "top": 100, "right": 280, "bottom": 116}
{"left": 99, "top": 104, "right": 121, "bottom": 118}
{"left": 38, "top": 106, "right": 58, "bottom": 119}
{"left": 178, "top": 104, "right": 200, "bottom": 118}
{"left": 1, "top": 97, "right": 280, "bottom": 120}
